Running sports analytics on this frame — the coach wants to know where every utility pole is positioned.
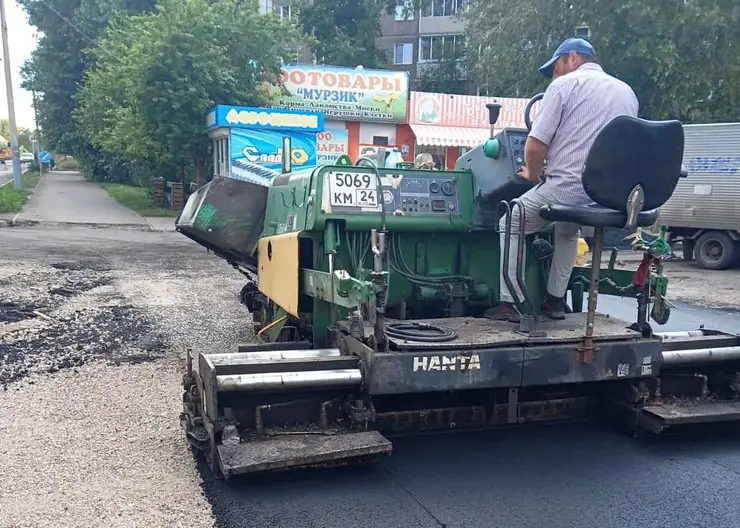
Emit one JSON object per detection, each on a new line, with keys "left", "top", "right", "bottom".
{"left": 0, "top": 0, "right": 23, "bottom": 189}
{"left": 31, "top": 90, "right": 42, "bottom": 171}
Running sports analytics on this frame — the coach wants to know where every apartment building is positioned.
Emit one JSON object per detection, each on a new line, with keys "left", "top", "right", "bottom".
{"left": 378, "top": 0, "right": 469, "bottom": 91}
{"left": 258, "top": 0, "right": 470, "bottom": 89}
{"left": 256, "top": 0, "right": 314, "bottom": 63}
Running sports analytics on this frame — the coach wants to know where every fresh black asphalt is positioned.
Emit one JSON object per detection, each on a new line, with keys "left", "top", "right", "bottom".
{"left": 201, "top": 298, "right": 740, "bottom": 528}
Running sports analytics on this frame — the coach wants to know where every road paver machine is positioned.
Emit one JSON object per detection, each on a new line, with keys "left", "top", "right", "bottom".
{"left": 176, "top": 96, "right": 740, "bottom": 479}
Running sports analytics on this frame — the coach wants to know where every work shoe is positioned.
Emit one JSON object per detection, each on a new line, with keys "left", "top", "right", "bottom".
{"left": 484, "top": 303, "right": 521, "bottom": 323}
{"left": 541, "top": 294, "right": 567, "bottom": 320}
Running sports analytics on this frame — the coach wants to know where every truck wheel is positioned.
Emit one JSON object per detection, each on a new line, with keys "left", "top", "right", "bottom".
{"left": 695, "top": 231, "right": 736, "bottom": 270}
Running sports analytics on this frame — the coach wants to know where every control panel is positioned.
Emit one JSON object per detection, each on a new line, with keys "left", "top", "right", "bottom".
{"left": 453, "top": 127, "right": 534, "bottom": 230}
{"left": 391, "top": 177, "right": 460, "bottom": 216}
{"left": 507, "top": 132, "right": 528, "bottom": 174}
{"left": 320, "top": 168, "right": 462, "bottom": 218}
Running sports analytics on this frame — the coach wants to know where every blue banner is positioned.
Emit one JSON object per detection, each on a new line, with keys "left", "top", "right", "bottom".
{"left": 206, "top": 105, "right": 324, "bottom": 133}
{"left": 229, "top": 128, "right": 317, "bottom": 178}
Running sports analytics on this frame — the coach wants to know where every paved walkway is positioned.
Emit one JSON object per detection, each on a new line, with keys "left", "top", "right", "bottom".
{"left": 14, "top": 171, "right": 149, "bottom": 227}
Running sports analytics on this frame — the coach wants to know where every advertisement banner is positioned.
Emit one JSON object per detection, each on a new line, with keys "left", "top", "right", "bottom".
{"left": 270, "top": 65, "right": 409, "bottom": 123}
{"left": 206, "top": 105, "right": 324, "bottom": 132}
{"left": 229, "top": 128, "right": 317, "bottom": 183}
{"left": 409, "top": 92, "right": 532, "bottom": 129}
{"left": 317, "top": 129, "right": 349, "bottom": 165}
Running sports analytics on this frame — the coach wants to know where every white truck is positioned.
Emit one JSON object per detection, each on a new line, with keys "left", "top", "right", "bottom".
{"left": 656, "top": 122, "right": 740, "bottom": 270}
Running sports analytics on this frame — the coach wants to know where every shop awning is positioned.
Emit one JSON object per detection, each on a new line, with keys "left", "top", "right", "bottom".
{"left": 410, "top": 124, "right": 492, "bottom": 148}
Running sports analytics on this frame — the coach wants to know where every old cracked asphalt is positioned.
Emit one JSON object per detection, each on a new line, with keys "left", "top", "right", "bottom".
{"left": 3, "top": 217, "right": 740, "bottom": 526}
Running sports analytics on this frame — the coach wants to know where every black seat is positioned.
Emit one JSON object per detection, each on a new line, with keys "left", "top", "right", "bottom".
{"left": 540, "top": 205, "right": 658, "bottom": 229}
{"left": 539, "top": 115, "right": 685, "bottom": 229}
{"left": 536, "top": 114, "right": 685, "bottom": 363}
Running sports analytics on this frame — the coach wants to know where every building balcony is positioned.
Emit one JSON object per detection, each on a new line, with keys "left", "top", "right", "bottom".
{"left": 418, "top": 15, "right": 465, "bottom": 34}
{"left": 416, "top": 59, "right": 467, "bottom": 79}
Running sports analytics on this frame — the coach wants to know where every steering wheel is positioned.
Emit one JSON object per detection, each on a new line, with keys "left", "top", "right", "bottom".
{"left": 524, "top": 92, "right": 545, "bottom": 131}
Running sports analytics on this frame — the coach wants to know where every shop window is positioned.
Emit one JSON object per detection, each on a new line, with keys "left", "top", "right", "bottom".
{"left": 213, "top": 137, "right": 229, "bottom": 176}
{"left": 394, "top": 43, "right": 413, "bottom": 65}
{"left": 415, "top": 144, "right": 447, "bottom": 170}
{"left": 373, "top": 136, "right": 389, "bottom": 146}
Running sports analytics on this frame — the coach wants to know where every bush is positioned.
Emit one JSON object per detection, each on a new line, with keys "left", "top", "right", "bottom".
{"left": 56, "top": 158, "right": 80, "bottom": 171}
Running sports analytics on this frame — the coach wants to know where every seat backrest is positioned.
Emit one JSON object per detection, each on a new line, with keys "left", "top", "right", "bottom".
{"left": 582, "top": 115, "right": 684, "bottom": 211}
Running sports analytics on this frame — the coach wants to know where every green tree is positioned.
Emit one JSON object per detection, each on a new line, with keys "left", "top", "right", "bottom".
{"left": 75, "top": 0, "right": 305, "bottom": 186}
{"left": 413, "top": 38, "right": 468, "bottom": 95}
{"left": 463, "top": 0, "right": 740, "bottom": 122}
{"left": 296, "top": 0, "right": 390, "bottom": 67}
{"left": 0, "top": 119, "right": 33, "bottom": 151}
{"left": 18, "top": 0, "right": 157, "bottom": 179}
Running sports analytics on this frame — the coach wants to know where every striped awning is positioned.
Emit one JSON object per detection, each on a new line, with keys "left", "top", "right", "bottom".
{"left": 410, "top": 124, "right": 493, "bottom": 148}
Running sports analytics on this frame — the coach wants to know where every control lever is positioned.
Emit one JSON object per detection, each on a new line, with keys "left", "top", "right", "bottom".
{"left": 486, "top": 103, "right": 501, "bottom": 136}
{"left": 483, "top": 102, "right": 502, "bottom": 159}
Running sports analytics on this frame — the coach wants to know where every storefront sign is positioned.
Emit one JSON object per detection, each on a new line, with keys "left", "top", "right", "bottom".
{"left": 270, "top": 65, "right": 409, "bottom": 123}
{"left": 409, "top": 92, "right": 532, "bottom": 129}
{"left": 317, "top": 129, "right": 349, "bottom": 165}
{"left": 206, "top": 105, "right": 324, "bottom": 132}
{"left": 229, "top": 128, "right": 317, "bottom": 175}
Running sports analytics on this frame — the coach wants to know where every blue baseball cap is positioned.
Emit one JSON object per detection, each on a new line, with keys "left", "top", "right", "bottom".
{"left": 538, "top": 38, "right": 596, "bottom": 78}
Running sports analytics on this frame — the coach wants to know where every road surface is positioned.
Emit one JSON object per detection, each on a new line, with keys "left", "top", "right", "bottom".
{"left": 203, "top": 422, "right": 740, "bottom": 528}
{"left": 203, "top": 293, "right": 740, "bottom": 528}
{"left": 2, "top": 226, "right": 740, "bottom": 528}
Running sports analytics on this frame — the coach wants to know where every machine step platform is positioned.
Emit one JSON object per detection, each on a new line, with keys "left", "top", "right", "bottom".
{"left": 356, "top": 312, "right": 642, "bottom": 351}
{"left": 217, "top": 431, "right": 392, "bottom": 477}
{"left": 641, "top": 400, "right": 740, "bottom": 433}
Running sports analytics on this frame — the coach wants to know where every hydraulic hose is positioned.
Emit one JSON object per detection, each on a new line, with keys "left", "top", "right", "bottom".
{"left": 384, "top": 321, "right": 458, "bottom": 342}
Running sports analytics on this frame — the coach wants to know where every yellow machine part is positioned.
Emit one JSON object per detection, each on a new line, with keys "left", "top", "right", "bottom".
{"left": 575, "top": 237, "right": 590, "bottom": 266}
{"left": 258, "top": 232, "right": 300, "bottom": 318}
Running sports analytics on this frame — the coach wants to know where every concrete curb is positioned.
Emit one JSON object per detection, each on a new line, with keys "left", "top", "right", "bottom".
{"left": 0, "top": 218, "right": 156, "bottom": 231}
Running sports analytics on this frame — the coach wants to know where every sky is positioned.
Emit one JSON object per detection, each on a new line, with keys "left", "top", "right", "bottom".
{"left": 0, "top": 0, "right": 38, "bottom": 130}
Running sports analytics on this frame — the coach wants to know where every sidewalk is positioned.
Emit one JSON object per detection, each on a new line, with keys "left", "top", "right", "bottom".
{"left": 5, "top": 171, "right": 152, "bottom": 229}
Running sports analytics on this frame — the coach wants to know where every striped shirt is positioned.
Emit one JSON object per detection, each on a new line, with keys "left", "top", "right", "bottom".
{"left": 529, "top": 63, "right": 639, "bottom": 205}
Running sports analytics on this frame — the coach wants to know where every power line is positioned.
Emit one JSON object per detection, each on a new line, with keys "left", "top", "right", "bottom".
{"left": 36, "top": 0, "right": 100, "bottom": 48}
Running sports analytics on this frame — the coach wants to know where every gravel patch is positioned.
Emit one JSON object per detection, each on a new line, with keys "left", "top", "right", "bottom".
{"left": 0, "top": 228, "right": 255, "bottom": 528}
{"left": 0, "top": 361, "right": 214, "bottom": 528}
{"left": 0, "top": 259, "right": 165, "bottom": 387}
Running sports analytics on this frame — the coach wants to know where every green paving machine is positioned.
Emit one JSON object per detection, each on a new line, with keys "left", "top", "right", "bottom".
{"left": 176, "top": 95, "right": 740, "bottom": 479}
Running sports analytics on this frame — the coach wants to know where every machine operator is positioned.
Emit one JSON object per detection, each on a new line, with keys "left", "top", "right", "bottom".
{"left": 486, "top": 38, "right": 639, "bottom": 322}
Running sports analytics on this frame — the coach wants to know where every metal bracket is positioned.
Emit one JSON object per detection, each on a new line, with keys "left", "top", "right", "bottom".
{"left": 507, "top": 388, "right": 522, "bottom": 425}
{"left": 497, "top": 200, "right": 547, "bottom": 337}
{"left": 577, "top": 227, "right": 604, "bottom": 363}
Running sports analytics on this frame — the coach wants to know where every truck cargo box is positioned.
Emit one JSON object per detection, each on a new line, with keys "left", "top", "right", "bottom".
{"left": 657, "top": 123, "right": 740, "bottom": 232}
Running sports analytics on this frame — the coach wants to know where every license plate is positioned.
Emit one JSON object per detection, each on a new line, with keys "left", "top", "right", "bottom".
{"left": 327, "top": 171, "right": 379, "bottom": 209}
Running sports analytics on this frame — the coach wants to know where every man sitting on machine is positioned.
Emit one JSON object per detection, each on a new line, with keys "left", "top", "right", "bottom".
{"left": 486, "top": 37, "right": 640, "bottom": 323}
